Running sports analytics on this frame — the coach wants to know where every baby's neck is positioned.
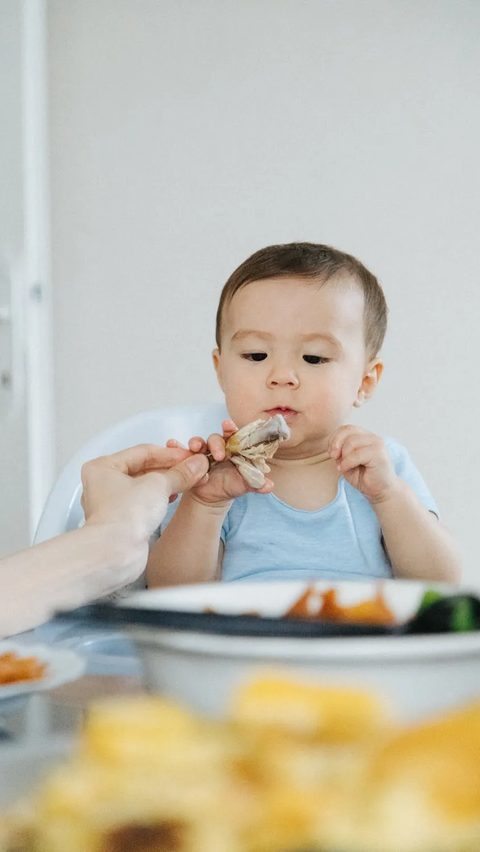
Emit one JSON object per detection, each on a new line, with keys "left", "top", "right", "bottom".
{"left": 269, "top": 449, "right": 339, "bottom": 511}
{"left": 269, "top": 449, "right": 331, "bottom": 469}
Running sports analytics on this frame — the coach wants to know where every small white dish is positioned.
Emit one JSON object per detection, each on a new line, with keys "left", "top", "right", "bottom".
{"left": 0, "top": 641, "right": 86, "bottom": 702}
{"left": 55, "top": 631, "right": 142, "bottom": 677}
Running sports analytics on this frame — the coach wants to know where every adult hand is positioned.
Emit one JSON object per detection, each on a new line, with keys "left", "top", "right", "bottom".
{"left": 328, "top": 426, "right": 398, "bottom": 504}
{"left": 81, "top": 444, "right": 209, "bottom": 541}
{"left": 0, "top": 446, "right": 209, "bottom": 638}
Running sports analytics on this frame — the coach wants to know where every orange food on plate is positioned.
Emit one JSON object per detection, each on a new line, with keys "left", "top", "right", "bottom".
{"left": 0, "top": 651, "right": 46, "bottom": 686}
{"left": 285, "top": 585, "right": 396, "bottom": 626}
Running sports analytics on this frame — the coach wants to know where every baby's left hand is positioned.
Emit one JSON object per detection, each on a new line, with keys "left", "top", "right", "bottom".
{"left": 328, "top": 426, "right": 398, "bottom": 504}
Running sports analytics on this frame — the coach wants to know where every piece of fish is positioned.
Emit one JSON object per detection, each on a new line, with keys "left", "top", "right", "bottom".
{"left": 210, "top": 414, "right": 291, "bottom": 488}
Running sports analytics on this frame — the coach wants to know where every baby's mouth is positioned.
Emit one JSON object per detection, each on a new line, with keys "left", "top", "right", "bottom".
{"left": 265, "top": 406, "right": 298, "bottom": 421}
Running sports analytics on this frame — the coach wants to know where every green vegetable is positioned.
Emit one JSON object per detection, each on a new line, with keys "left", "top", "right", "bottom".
{"left": 451, "top": 596, "right": 476, "bottom": 632}
{"left": 418, "top": 590, "right": 444, "bottom": 614}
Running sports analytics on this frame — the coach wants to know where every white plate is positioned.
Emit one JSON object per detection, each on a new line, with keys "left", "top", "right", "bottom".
{"left": 123, "top": 578, "right": 458, "bottom": 623}
{"left": 0, "top": 641, "right": 86, "bottom": 702}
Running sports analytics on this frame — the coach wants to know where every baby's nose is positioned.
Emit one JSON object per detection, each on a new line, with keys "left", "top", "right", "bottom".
{"left": 267, "top": 364, "right": 299, "bottom": 388}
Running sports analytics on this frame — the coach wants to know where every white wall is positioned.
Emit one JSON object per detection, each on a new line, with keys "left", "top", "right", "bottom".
{"left": 48, "top": 0, "right": 480, "bottom": 585}
{"left": 0, "top": 1, "right": 31, "bottom": 555}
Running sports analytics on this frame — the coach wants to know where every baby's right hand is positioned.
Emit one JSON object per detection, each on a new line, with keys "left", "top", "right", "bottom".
{"left": 166, "top": 420, "right": 274, "bottom": 507}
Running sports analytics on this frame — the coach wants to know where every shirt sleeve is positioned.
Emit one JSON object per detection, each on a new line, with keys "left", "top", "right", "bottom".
{"left": 385, "top": 437, "right": 439, "bottom": 517}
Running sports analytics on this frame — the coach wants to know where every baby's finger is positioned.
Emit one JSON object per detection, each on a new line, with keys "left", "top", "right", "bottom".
{"left": 207, "top": 432, "right": 226, "bottom": 462}
{"left": 337, "top": 446, "right": 375, "bottom": 474}
{"left": 329, "top": 426, "right": 368, "bottom": 459}
{"left": 337, "top": 433, "right": 375, "bottom": 459}
{"left": 221, "top": 419, "right": 238, "bottom": 440}
{"left": 188, "top": 436, "right": 208, "bottom": 453}
{"left": 256, "top": 477, "right": 274, "bottom": 495}
{"left": 328, "top": 440, "right": 340, "bottom": 460}
{"left": 327, "top": 426, "right": 352, "bottom": 457}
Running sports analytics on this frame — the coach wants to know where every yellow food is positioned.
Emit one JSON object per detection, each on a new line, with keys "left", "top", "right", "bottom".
{"left": 2, "top": 673, "right": 480, "bottom": 852}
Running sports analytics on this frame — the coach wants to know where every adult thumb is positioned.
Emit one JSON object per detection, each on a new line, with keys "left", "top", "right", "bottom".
{"left": 165, "top": 454, "right": 209, "bottom": 496}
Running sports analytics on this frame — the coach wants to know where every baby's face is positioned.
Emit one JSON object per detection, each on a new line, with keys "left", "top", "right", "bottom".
{"left": 213, "top": 276, "right": 378, "bottom": 458}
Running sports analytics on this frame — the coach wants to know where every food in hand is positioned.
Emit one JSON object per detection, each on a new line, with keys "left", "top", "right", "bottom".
{"left": 211, "top": 414, "right": 290, "bottom": 488}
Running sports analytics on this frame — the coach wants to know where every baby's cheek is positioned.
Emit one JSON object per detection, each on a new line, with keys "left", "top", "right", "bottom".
{"left": 223, "top": 389, "right": 256, "bottom": 427}
{"left": 310, "top": 390, "right": 339, "bottom": 420}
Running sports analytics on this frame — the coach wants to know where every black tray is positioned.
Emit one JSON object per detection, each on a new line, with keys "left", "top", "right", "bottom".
{"left": 56, "top": 603, "right": 402, "bottom": 638}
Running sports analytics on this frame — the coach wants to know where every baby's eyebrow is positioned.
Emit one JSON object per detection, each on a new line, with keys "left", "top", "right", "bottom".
{"left": 231, "top": 329, "right": 342, "bottom": 350}
{"left": 231, "top": 330, "right": 273, "bottom": 342}
{"left": 301, "top": 332, "right": 342, "bottom": 350}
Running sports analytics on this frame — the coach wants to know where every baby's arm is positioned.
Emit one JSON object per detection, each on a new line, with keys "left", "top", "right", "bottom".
{"left": 146, "top": 494, "right": 228, "bottom": 587}
{"left": 329, "top": 426, "right": 461, "bottom": 583}
{"left": 371, "top": 481, "right": 461, "bottom": 582}
{"left": 146, "top": 422, "right": 273, "bottom": 587}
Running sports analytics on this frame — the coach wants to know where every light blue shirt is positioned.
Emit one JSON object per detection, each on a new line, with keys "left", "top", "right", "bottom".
{"left": 160, "top": 438, "right": 437, "bottom": 583}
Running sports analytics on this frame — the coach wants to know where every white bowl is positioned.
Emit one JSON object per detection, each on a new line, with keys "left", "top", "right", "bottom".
{"left": 121, "top": 580, "right": 480, "bottom": 721}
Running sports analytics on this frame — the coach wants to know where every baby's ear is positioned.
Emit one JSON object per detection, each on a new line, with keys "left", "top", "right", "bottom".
{"left": 212, "top": 349, "right": 224, "bottom": 391}
{"left": 354, "top": 359, "right": 383, "bottom": 407}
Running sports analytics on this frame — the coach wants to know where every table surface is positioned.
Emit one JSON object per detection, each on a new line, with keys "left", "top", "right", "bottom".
{"left": 0, "top": 673, "right": 147, "bottom": 808}
{"left": 0, "top": 673, "right": 145, "bottom": 743}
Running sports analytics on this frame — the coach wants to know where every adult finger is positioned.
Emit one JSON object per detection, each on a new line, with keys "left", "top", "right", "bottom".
{"left": 85, "top": 444, "right": 192, "bottom": 479}
{"left": 163, "top": 454, "right": 210, "bottom": 496}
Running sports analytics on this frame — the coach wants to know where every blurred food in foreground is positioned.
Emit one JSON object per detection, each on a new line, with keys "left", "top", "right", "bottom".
{"left": 1, "top": 673, "right": 480, "bottom": 852}
{"left": 0, "top": 652, "right": 46, "bottom": 686}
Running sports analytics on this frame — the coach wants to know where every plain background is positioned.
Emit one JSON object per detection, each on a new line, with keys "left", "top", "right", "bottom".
{"left": 47, "top": 1, "right": 480, "bottom": 585}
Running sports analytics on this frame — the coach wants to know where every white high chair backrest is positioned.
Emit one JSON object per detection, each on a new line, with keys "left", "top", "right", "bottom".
{"left": 33, "top": 403, "right": 228, "bottom": 544}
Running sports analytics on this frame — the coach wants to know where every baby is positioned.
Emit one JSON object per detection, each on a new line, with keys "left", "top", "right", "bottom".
{"left": 147, "top": 242, "right": 460, "bottom": 586}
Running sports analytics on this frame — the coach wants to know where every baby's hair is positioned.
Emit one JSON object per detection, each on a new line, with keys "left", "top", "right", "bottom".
{"left": 215, "top": 242, "right": 388, "bottom": 359}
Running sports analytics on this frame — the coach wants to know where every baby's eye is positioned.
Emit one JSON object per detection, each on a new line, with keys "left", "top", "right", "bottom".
{"left": 243, "top": 352, "right": 267, "bottom": 362}
{"left": 303, "top": 355, "right": 329, "bottom": 365}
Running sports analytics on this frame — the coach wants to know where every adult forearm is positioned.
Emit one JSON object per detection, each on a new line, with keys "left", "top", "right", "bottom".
{"left": 372, "top": 480, "right": 461, "bottom": 583}
{"left": 0, "top": 524, "right": 146, "bottom": 638}
{"left": 147, "top": 495, "right": 229, "bottom": 587}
